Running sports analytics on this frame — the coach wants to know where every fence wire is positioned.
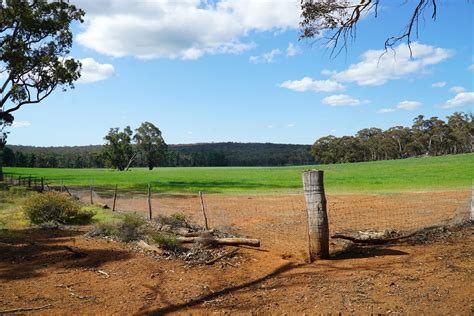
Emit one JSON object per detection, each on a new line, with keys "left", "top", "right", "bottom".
{"left": 6, "top": 173, "right": 471, "bottom": 253}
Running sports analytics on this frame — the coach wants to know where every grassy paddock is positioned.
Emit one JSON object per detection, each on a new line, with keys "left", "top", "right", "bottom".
{"left": 4, "top": 153, "right": 473, "bottom": 194}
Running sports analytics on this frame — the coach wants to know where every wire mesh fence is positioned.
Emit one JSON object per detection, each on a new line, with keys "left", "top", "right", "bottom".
{"left": 5, "top": 172, "right": 471, "bottom": 253}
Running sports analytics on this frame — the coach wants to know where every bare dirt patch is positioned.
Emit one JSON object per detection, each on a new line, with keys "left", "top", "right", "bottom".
{"left": 1, "top": 191, "right": 472, "bottom": 314}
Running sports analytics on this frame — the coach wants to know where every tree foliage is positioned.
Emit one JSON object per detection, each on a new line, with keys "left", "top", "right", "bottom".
{"left": 300, "top": 0, "right": 440, "bottom": 56}
{"left": 0, "top": 0, "right": 84, "bottom": 131}
{"left": 133, "top": 122, "right": 167, "bottom": 170}
{"left": 102, "top": 126, "right": 134, "bottom": 171}
{"left": 311, "top": 112, "right": 473, "bottom": 164}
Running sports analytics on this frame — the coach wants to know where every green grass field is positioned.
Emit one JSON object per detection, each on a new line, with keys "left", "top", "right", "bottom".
{"left": 4, "top": 153, "right": 474, "bottom": 194}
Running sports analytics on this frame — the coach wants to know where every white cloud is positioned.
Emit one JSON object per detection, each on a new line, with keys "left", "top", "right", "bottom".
{"left": 450, "top": 86, "right": 466, "bottom": 93}
{"left": 287, "top": 123, "right": 295, "bottom": 128}
{"left": 280, "top": 77, "right": 345, "bottom": 92}
{"left": 396, "top": 100, "right": 422, "bottom": 110}
{"left": 432, "top": 81, "right": 446, "bottom": 88}
{"left": 249, "top": 49, "right": 281, "bottom": 64}
{"left": 267, "top": 125, "right": 273, "bottom": 129}
{"left": 286, "top": 43, "right": 301, "bottom": 57}
{"left": 378, "top": 108, "right": 396, "bottom": 113}
{"left": 330, "top": 42, "right": 452, "bottom": 86}
{"left": 74, "top": 0, "right": 300, "bottom": 60}
{"left": 468, "top": 64, "right": 474, "bottom": 72}
{"left": 77, "top": 58, "right": 115, "bottom": 83}
{"left": 440, "top": 92, "right": 474, "bottom": 109}
{"left": 322, "top": 94, "right": 368, "bottom": 106}
{"left": 11, "top": 121, "right": 31, "bottom": 128}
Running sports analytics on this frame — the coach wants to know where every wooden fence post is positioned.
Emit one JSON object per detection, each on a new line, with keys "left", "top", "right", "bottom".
{"left": 89, "top": 184, "right": 94, "bottom": 205}
{"left": 148, "top": 184, "right": 152, "bottom": 220}
{"left": 41, "top": 177, "right": 44, "bottom": 192}
{"left": 18, "top": 176, "right": 21, "bottom": 186}
{"left": 112, "top": 184, "right": 118, "bottom": 212}
{"left": 471, "top": 181, "right": 473, "bottom": 223}
{"left": 199, "top": 191, "right": 209, "bottom": 230}
{"left": 28, "top": 176, "right": 31, "bottom": 188}
{"left": 302, "top": 170, "right": 330, "bottom": 261}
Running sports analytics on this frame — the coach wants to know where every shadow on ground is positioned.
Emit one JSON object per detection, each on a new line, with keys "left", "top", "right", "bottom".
{"left": 0, "top": 228, "right": 131, "bottom": 281}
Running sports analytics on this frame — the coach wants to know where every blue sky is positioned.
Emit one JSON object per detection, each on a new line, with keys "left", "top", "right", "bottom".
{"left": 7, "top": 0, "right": 474, "bottom": 146}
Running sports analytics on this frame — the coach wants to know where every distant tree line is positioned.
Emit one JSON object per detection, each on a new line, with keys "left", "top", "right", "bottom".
{"left": 311, "top": 112, "right": 473, "bottom": 164}
{"left": 2, "top": 142, "right": 314, "bottom": 168}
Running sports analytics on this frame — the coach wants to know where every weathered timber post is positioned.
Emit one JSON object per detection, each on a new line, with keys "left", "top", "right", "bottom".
{"left": 199, "top": 191, "right": 209, "bottom": 230}
{"left": 28, "top": 176, "right": 31, "bottom": 188}
{"left": 148, "top": 184, "right": 152, "bottom": 220}
{"left": 18, "top": 176, "right": 21, "bottom": 186}
{"left": 471, "top": 181, "right": 473, "bottom": 223}
{"left": 40, "top": 177, "right": 44, "bottom": 192}
{"left": 112, "top": 184, "right": 118, "bottom": 212}
{"left": 302, "top": 170, "right": 330, "bottom": 261}
{"left": 89, "top": 184, "right": 94, "bottom": 205}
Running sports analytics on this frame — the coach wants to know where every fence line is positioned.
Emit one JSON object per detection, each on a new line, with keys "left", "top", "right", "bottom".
{"left": 3, "top": 172, "right": 471, "bottom": 254}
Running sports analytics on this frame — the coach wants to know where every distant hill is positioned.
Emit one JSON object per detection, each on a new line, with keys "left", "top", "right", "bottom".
{"left": 5, "top": 142, "right": 314, "bottom": 168}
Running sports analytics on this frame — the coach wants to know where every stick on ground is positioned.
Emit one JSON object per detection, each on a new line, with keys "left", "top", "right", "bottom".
{"left": 205, "top": 248, "right": 239, "bottom": 265}
{"left": 0, "top": 304, "right": 53, "bottom": 314}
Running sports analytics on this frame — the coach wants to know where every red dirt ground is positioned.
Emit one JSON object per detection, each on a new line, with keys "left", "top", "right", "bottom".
{"left": 1, "top": 191, "right": 473, "bottom": 314}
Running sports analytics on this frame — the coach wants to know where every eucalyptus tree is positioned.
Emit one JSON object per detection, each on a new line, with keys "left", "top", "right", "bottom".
{"left": 0, "top": 0, "right": 84, "bottom": 178}
{"left": 133, "top": 122, "right": 167, "bottom": 170}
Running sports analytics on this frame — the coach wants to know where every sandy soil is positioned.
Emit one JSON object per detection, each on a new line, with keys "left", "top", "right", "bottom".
{"left": 0, "top": 191, "right": 472, "bottom": 314}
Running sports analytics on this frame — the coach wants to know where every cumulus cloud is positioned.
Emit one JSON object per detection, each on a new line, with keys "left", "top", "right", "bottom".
{"left": 77, "top": 58, "right": 115, "bottom": 83}
{"left": 327, "top": 42, "right": 451, "bottom": 86}
{"left": 432, "top": 81, "right": 446, "bottom": 88}
{"left": 378, "top": 108, "right": 396, "bottom": 113}
{"left": 450, "top": 86, "right": 466, "bottom": 93}
{"left": 11, "top": 121, "right": 31, "bottom": 128}
{"left": 280, "top": 77, "right": 345, "bottom": 92}
{"left": 396, "top": 100, "right": 422, "bottom": 110}
{"left": 440, "top": 92, "right": 474, "bottom": 109}
{"left": 249, "top": 49, "right": 281, "bottom": 64}
{"left": 468, "top": 64, "right": 474, "bottom": 72}
{"left": 74, "top": 0, "right": 300, "bottom": 60}
{"left": 286, "top": 43, "right": 301, "bottom": 57}
{"left": 322, "top": 94, "right": 368, "bottom": 106}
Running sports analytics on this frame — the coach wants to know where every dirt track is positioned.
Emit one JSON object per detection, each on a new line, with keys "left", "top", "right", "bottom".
{"left": 1, "top": 191, "right": 473, "bottom": 314}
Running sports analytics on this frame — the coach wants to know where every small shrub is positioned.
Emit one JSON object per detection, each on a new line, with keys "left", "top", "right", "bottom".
{"left": 150, "top": 232, "right": 182, "bottom": 252}
{"left": 156, "top": 213, "right": 189, "bottom": 229}
{"left": 88, "top": 222, "right": 118, "bottom": 237}
{"left": 117, "top": 213, "right": 147, "bottom": 242}
{"left": 23, "top": 192, "right": 93, "bottom": 225}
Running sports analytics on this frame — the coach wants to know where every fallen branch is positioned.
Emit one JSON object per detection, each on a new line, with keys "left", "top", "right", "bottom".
{"left": 205, "top": 248, "right": 239, "bottom": 265}
{"left": 137, "top": 240, "right": 164, "bottom": 254}
{"left": 0, "top": 304, "right": 53, "bottom": 313}
{"left": 177, "top": 236, "right": 260, "bottom": 247}
{"left": 331, "top": 232, "right": 416, "bottom": 244}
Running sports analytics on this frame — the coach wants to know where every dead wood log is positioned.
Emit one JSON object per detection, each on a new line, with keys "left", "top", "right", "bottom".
{"left": 176, "top": 236, "right": 260, "bottom": 247}
{"left": 205, "top": 248, "right": 239, "bottom": 265}
{"left": 137, "top": 240, "right": 164, "bottom": 254}
{"left": 331, "top": 232, "right": 416, "bottom": 244}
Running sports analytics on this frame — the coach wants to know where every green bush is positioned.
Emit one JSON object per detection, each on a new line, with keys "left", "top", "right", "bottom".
{"left": 23, "top": 192, "right": 95, "bottom": 225}
{"left": 150, "top": 232, "right": 182, "bottom": 252}
{"left": 156, "top": 213, "right": 189, "bottom": 229}
{"left": 117, "top": 213, "right": 146, "bottom": 242}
